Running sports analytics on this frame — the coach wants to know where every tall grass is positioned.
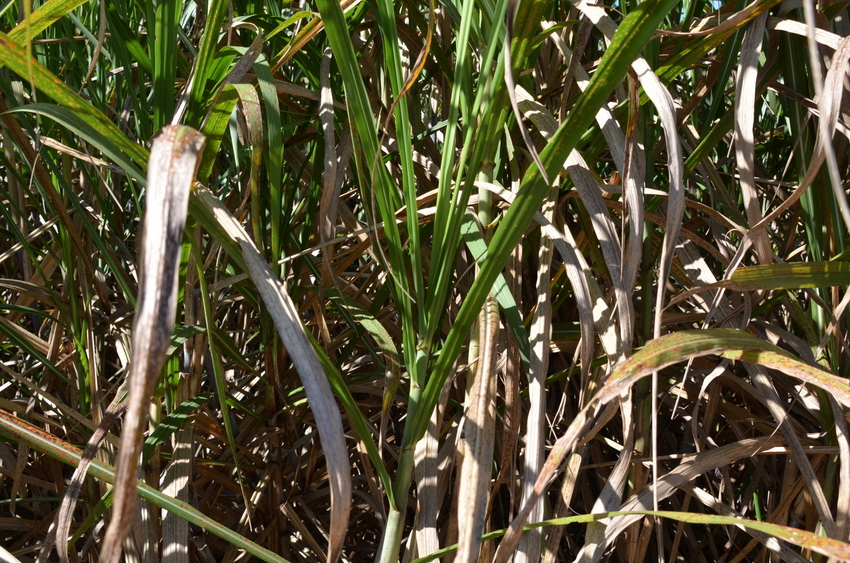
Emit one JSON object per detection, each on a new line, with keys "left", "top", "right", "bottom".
{"left": 3, "top": 0, "right": 850, "bottom": 561}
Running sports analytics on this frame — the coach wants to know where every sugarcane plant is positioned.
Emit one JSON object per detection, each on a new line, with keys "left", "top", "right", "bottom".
{"left": 4, "top": 0, "right": 850, "bottom": 561}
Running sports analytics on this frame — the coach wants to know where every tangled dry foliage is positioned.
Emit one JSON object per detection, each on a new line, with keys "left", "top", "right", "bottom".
{"left": 5, "top": 0, "right": 850, "bottom": 561}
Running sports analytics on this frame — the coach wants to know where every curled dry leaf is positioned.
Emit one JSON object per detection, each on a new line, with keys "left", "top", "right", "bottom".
{"left": 100, "top": 125, "right": 205, "bottom": 563}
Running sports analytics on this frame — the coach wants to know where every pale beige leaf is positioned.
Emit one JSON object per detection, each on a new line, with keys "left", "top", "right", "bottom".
{"left": 455, "top": 296, "right": 499, "bottom": 563}
{"left": 567, "top": 0, "right": 685, "bottom": 340}
{"left": 748, "top": 36, "right": 850, "bottom": 239}
{"left": 769, "top": 17, "right": 841, "bottom": 49}
{"left": 734, "top": 12, "right": 771, "bottom": 264}
{"left": 413, "top": 410, "right": 442, "bottom": 562}
{"left": 516, "top": 180, "right": 556, "bottom": 563}
{"left": 515, "top": 86, "right": 628, "bottom": 360}
{"left": 474, "top": 180, "right": 620, "bottom": 367}
{"left": 193, "top": 185, "right": 351, "bottom": 563}
{"left": 160, "top": 425, "right": 192, "bottom": 563}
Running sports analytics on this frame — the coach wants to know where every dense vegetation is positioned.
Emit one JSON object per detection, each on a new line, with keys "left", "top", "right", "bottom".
{"left": 3, "top": 0, "right": 850, "bottom": 561}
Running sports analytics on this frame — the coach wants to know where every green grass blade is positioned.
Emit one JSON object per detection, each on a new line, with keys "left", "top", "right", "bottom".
{"left": 7, "top": 104, "right": 146, "bottom": 182}
{"left": 7, "top": 0, "right": 89, "bottom": 44}
{"left": 192, "top": 183, "right": 352, "bottom": 562}
{"left": 0, "top": 409, "right": 291, "bottom": 563}
{"left": 409, "top": 0, "right": 681, "bottom": 448}
{"left": 460, "top": 210, "right": 530, "bottom": 368}
{"left": 729, "top": 262, "right": 850, "bottom": 289}
{"left": 373, "top": 0, "right": 425, "bottom": 308}
{"left": 424, "top": 0, "right": 478, "bottom": 340}
{"left": 142, "top": 393, "right": 213, "bottom": 463}
{"left": 413, "top": 509, "right": 850, "bottom": 562}
{"left": 311, "top": 0, "right": 407, "bottom": 272}
{"left": 66, "top": 393, "right": 212, "bottom": 554}
{"left": 310, "top": 330, "right": 396, "bottom": 509}
{"left": 0, "top": 32, "right": 147, "bottom": 166}
{"left": 152, "top": 0, "right": 179, "bottom": 129}
{"left": 190, "top": 236, "right": 253, "bottom": 519}
{"left": 196, "top": 85, "right": 242, "bottom": 183}
{"left": 252, "top": 55, "right": 283, "bottom": 261}
{"left": 183, "top": 0, "right": 229, "bottom": 127}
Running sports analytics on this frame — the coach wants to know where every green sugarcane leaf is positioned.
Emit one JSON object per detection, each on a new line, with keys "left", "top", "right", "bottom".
{"left": 729, "top": 261, "right": 850, "bottom": 289}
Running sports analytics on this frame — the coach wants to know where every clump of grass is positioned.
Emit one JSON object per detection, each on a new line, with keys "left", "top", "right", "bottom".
{"left": 2, "top": 0, "right": 850, "bottom": 561}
